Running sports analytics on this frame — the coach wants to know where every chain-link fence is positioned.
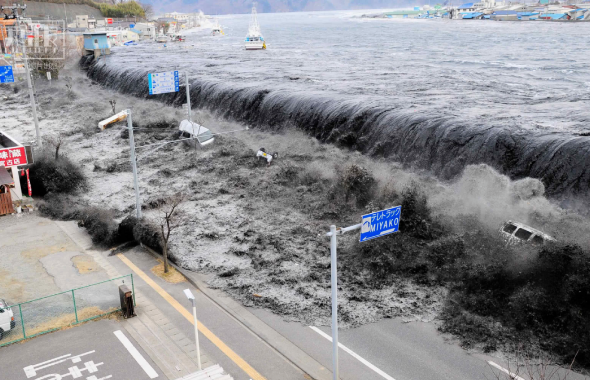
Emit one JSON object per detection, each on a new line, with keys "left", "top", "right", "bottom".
{"left": 0, "top": 274, "right": 134, "bottom": 347}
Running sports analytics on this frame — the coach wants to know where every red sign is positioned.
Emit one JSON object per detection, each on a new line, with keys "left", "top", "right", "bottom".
{"left": 107, "top": 18, "right": 113, "bottom": 24}
{"left": 0, "top": 146, "right": 27, "bottom": 168}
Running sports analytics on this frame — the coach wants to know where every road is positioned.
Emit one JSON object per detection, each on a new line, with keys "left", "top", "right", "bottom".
{"left": 1, "top": 319, "right": 163, "bottom": 380}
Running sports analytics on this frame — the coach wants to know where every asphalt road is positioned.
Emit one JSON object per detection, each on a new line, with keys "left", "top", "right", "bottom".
{"left": 249, "top": 307, "right": 493, "bottom": 380}
{"left": 108, "top": 248, "right": 308, "bottom": 380}
{"left": 1, "top": 319, "right": 163, "bottom": 380}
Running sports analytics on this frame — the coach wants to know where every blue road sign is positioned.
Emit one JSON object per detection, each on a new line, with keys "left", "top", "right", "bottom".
{"left": 0, "top": 66, "right": 15, "bottom": 84}
{"left": 148, "top": 70, "right": 180, "bottom": 95}
{"left": 360, "top": 205, "right": 401, "bottom": 242}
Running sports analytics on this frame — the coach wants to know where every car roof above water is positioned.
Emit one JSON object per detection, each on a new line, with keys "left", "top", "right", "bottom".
{"left": 179, "top": 120, "right": 210, "bottom": 135}
{"left": 502, "top": 220, "right": 556, "bottom": 242}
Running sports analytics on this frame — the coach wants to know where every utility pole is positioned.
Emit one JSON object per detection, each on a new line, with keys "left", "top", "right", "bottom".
{"left": 3, "top": 4, "right": 42, "bottom": 147}
{"left": 126, "top": 110, "right": 142, "bottom": 219}
{"left": 329, "top": 224, "right": 339, "bottom": 380}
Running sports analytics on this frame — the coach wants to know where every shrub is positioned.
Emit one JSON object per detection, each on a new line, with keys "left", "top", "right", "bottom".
{"left": 332, "top": 164, "right": 376, "bottom": 207}
{"left": 133, "top": 218, "right": 163, "bottom": 253}
{"left": 27, "top": 154, "right": 86, "bottom": 196}
{"left": 38, "top": 195, "right": 121, "bottom": 247}
{"left": 118, "top": 215, "right": 138, "bottom": 243}
{"left": 399, "top": 185, "right": 443, "bottom": 240}
{"left": 78, "top": 207, "right": 119, "bottom": 246}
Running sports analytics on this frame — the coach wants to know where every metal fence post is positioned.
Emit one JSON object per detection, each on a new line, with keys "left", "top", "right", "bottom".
{"left": 330, "top": 224, "right": 339, "bottom": 380}
{"left": 19, "top": 304, "right": 26, "bottom": 339}
{"left": 131, "top": 274, "right": 136, "bottom": 306}
{"left": 72, "top": 289, "right": 79, "bottom": 324}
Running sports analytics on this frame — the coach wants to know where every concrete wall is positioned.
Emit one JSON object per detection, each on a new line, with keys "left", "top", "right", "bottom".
{"left": 23, "top": 1, "right": 103, "bottom": 24}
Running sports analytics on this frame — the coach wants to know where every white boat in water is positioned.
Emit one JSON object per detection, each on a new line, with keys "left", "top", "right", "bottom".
{"left": 245, "top": 4, "right": 266, "bottom": 50}
{"left": 211, "top": 19, "right": 225, "bottom": 36}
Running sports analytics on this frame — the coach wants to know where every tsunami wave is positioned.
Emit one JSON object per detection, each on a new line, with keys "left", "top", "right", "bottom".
{"left": 82, "top": 57, "right": 590, "bottom": 206}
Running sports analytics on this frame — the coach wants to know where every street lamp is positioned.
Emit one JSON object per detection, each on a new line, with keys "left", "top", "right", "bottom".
{"left": 183, "top": 288, "right": 202, "bottom": 370}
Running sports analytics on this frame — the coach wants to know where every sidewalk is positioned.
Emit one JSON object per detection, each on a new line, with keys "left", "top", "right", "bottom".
{"left": 55, "top": 221, "right": 216, "bottom": 380}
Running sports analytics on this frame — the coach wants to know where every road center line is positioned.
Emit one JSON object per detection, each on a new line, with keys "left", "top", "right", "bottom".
{"left": 114, "top": 330, "right": 159, "bottom": 379}
{"left": 116, "top": 253, "right": 267, "bottom": 380}
{"left": 487, "top": 361, "right": 526, "bottom": 380}
{"left": 309, "top": 326, "right": 397, "bottom": 380}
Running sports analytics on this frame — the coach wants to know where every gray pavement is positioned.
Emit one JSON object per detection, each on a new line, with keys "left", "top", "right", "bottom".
{"left": 1, "top": 319, "right": 164, "bottom": 380}
{"left": 249, "top": 308, "right": 494, "bottom": 380}
{"left": 101, "top": 246, "right": 309, "bottom": 380}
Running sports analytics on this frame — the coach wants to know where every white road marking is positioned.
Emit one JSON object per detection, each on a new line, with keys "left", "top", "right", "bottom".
{"left": 24, "top": 351, "right": 96, "bottom": 378}
{"left": 114, "top": 330, "right": 159, "bottom": 379}
{"left": 488, "top": 361, "right": 526, "bottom": 380}
{"left": 309, "top": 326, "right": 397, "bottom": 380}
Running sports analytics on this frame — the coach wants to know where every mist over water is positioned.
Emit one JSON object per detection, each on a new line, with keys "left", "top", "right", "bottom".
{"left": 84, "top": 11, "right": 590, "bottom": 205}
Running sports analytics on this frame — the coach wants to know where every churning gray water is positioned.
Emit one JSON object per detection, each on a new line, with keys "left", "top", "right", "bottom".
{"left": 84, "top": 11, "right": 590, "bottom": 204}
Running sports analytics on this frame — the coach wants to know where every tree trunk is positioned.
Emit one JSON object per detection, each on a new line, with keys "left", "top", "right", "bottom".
{"left": 163, "top": 242, "right": 169, "bottom": 273}
{"left": 55, "top": 145, "right": 60, "bottom": 160}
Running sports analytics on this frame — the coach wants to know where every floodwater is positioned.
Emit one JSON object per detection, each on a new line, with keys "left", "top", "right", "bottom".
{"left": 86, "top": 11, "right": 590, "bottom": 204}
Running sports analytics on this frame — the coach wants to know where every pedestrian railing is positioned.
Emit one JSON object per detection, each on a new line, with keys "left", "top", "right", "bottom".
{"left": 0, "top": 274, "right": 135, "bottom": 347}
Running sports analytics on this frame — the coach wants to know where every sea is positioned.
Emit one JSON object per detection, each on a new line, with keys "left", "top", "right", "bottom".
{"left": 85, "top": 10, "right": 590, "bottom": 204}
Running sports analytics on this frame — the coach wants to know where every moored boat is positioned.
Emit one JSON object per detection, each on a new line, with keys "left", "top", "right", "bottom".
{"left": 245, "top": 4, "right": 266, "bottom": 50}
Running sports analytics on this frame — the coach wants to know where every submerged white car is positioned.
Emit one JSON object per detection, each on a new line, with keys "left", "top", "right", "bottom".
{"left": 500, "top": 221, "right": 556, "bottom": 245}
{"left": 0, "top": 299, "right": 15, "bottom": 340}
{"left": 178, "top": 120, "right": 215, "bottom": 148}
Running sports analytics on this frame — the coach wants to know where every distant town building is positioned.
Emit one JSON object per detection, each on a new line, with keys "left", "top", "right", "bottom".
{"left": 131, "top": 22, "right": 156, "bottom": 39}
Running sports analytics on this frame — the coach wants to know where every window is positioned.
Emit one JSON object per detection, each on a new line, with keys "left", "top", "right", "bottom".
{"left": 514, "top": 228, "right": 533, "bottom": 241}
{"left": 197, "top": 130, "right": 214, "bottom": 143}
{"left": 502, "top": 223, "right": 517, "bottom": 234}
{"left": 531, "top": 235, "right": 544, "bottom": 245}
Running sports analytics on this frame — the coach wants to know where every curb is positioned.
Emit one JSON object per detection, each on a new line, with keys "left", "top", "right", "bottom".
{"left": 139, "top": 244, "right": 332, "bottom": 380}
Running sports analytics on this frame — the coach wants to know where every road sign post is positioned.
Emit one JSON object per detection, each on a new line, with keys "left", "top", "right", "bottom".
{"left": 325, "top": 205, "right": 401, "bottom": 380}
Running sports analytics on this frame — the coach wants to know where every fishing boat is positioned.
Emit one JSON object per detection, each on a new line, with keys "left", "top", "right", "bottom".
{"left": 211, "top": 19, "right": 224, "bottom": 36}
{"left": 245, "top": 4, "right": 266, "bottom": 50}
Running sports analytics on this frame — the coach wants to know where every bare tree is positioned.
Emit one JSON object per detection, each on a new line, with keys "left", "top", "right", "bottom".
{"left": 109, "top": 99, "right": 117, "bottom": 115}
{"left": 140, "top": 2, "right": 154, "bottom": 19}
{"left": 45, "top": 133, "right": 64, "bottom": 160}
{"left": 159, "top": 193, "right": 185, "bottom": 274}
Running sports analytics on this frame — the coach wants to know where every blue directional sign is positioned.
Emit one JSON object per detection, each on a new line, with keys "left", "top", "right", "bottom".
{"left": 0, "top": 66, "right": 15, "bottom": 84}
{"left": 148, "top": 70, "right": 180, "bottom": 95}
{"left": 360, "top": 205, "right": 402, "bottom": 242}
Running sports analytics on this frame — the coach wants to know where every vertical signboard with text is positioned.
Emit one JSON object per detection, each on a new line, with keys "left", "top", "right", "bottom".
{"left": 0, "top": 66, "right": 14, "bottom": 83}
{"left": 148, "top": 71, "right": 180, "bottom": 95}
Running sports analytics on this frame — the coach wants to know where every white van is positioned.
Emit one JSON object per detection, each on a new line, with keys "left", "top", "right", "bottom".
{"left": 500, "top": 221, "right": 556, "bottom": 245}
{"left": 178, "top": 120, "right": 215, "bottom": 148}
{"left": 0, "top": 299, "right": 15, "bottom": 340}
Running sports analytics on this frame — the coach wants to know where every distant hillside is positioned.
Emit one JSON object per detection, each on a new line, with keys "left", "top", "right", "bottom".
{"left": 143, "top": 0, "right": 414, "bottom": 15}
{"left": 22, "top": 1, "right": 103, "bottom": 23}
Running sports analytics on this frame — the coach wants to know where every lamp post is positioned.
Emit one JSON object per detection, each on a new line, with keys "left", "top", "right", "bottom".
{"left": 183, "top": 288, "right": 202, "bottom": 370}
